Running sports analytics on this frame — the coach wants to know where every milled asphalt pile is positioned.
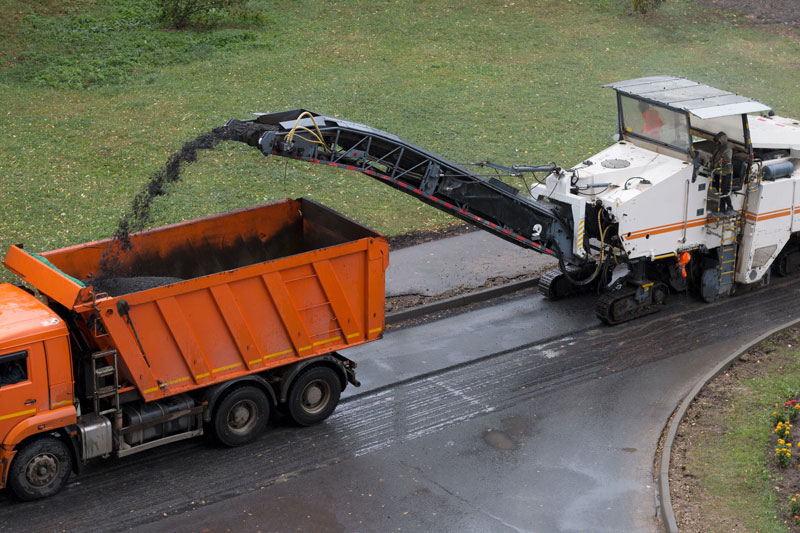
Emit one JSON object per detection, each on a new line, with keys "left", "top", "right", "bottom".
{"left": 385, "top": 230, "right": 558, "bottom": 298}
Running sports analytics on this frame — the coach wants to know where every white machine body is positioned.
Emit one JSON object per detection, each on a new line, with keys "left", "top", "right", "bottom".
{"left": 531, "top": 76, "right": 800, "bottom": 285}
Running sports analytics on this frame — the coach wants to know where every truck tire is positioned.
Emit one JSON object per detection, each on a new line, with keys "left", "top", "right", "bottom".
{"left": 8, "top": 437, "right": 72, "bottom": 501}
{"left": 212, "top": 386, "right": 270, "bottom": 447}
{"left": 286, "top": 366, "right": 341, "bottom": 426}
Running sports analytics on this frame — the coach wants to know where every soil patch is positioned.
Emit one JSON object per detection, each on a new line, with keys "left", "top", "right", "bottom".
{"left": 693, "top": 0, "right": 800, "bottom": 28}
{"left": 387, "top": 223, "right": 475, "bottom": 250}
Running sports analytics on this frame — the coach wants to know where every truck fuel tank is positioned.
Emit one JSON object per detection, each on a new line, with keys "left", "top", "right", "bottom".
{"left": 122, "top": 396, "right": 196, "bottom": 447}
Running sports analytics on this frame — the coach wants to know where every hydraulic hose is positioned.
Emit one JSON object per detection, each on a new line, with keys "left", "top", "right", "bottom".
{"left": 556, "top": 209, "right": 609, "bottom": 286}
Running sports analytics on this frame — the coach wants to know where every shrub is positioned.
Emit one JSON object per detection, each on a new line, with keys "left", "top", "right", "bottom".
{"left": 632, "top": 0, "right": 665, "bottom": 14}
{"left": 159, "top": 0, "right": 245, "bottom": 29}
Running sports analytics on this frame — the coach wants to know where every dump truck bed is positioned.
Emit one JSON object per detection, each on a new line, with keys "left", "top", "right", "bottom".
{"left": 4, "top": 199, "right": 388, "bottom": 401}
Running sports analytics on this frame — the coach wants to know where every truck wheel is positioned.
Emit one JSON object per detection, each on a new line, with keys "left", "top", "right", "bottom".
{"left": 8, "top": 437, "right": 72, "bottom": 501}
{"left": 213, "top": 386, "right": 270, "bottom": 447}
{"left": 286, "top": 366, "right": 341, "bottom": 426}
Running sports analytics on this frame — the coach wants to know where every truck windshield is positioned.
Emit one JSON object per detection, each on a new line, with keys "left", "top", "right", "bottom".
{"left": 619, "top": 95, "right": 691, "bottom": 153}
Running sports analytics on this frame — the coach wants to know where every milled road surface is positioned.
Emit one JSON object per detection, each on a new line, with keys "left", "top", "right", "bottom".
{"left": 386, "top": 231, "right": 557, "bottom": 297}
{"left": 2, "top": 278, "right": 800, "bottom": 531}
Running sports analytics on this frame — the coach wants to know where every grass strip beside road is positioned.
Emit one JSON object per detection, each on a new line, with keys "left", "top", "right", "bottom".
{"left": 670, "top": 328, "right": 800, "bottom": 532}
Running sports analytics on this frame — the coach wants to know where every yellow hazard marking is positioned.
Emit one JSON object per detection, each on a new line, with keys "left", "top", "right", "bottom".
{"left": 642, "top": 282, "right": 654, "bottom": 289}
{"left": 51, "top": 399, "right": 72, "bottom": 408}
{"left": 346, "top": 333, "right": 361, "bottom": 339}
{"left": 144, "top": 387, "right": 159, "bottom": 394}
{"left": 313, "top": 335, "right": 343, "bottom": 347}
{"left": 298, "top": 345, "right": 312, "bottom": 352}
{"left": 0, "top": 408, "right": 36, "bottom": 421}
{"left": 212, "top": 362, "right": 244, "bottom": 373}
{"left": 164, "top": 376, "right": 190, "bottom": 386}
{"left": 195, "top": 373, "right": 210, "bottom": 380}
{"left": 368, "top": 327, "right": 383, "bottom": 335}
{"left": 264, "top": 348, "right": 293, "bottom": 360}
{"left": 248, "top": 358, "right": 263, "bottom": 365}
{"left": 653, "top": 253, "right": 676, "bottom": 260}
{"left": 721, "top": 270, "right": 734, "bottom": 275}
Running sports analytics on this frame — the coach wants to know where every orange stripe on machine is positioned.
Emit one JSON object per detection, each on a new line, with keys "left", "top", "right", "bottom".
{"left": 746, "top": 208, "right": 793, "bottom": 222}
{"left": 626, "top": 217, "right": 706, "bottom": 240}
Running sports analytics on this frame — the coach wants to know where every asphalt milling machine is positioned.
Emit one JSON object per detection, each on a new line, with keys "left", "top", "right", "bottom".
{"left": 230, "top": 75, "right": 800, "bottom": 325}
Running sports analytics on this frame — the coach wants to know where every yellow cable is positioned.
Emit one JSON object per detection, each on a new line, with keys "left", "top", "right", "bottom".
{"left": 286, "top": 111, "right": 330, "bottom": 153}
{"left": 290, "top": 133, "right": 326, "bottom": 147}
{"left": 294, "top": 126, "right": 327, "bottom": 146}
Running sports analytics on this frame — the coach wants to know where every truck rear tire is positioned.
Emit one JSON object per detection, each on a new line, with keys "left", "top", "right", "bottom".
{"left": 8, "top": 437, "right": 72, "bottom": 501}
{"left": 286, "top": 366, "right": 341, "bottom": 426}
{"left": 212, "top": 386, "right": 270, "bottom": 447}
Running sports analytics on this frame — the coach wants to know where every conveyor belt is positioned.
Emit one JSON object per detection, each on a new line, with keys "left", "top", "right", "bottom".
{"left": 233, "top": 110, "right": 578, "bottom": 264}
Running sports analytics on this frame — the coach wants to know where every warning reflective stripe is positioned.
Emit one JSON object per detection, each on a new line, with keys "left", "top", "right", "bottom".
{"left": 212, "top": 362, "right": 243, "bottom": 373}
{"left": 0, "top": 408, "right": 36, "bottom": 421}
{"left": 313, "top": 335, "right": 343, "bottom": 347}
{"left": 264, "top": 348, "right": 294, "bottom": 360}
{"left": 164, "top": 376, "right": 190, "bottom": 386}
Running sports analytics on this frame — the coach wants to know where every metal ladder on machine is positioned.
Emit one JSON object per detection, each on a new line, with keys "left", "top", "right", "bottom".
{"left": 717, "top": 218, "right": 739, "bottom": 294}
{"left": 92, "top": 350, "right": 120, "bottom": 416}
{"left": 703, "top": 160, "right": 763, "bottom": 296}
{"left": 704, "top": 167, "right": 741, "bottom": 297}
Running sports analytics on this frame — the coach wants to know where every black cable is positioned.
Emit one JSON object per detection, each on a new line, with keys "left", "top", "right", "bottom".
{"left": 575, "top": 186, "right": 610, "bottom": 196}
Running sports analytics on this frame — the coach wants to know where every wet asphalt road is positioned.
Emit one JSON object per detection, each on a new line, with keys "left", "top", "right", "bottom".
{"left": 2, "top": 279, "right": 800, "bottom": 532}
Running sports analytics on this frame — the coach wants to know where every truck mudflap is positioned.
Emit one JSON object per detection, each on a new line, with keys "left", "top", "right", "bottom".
{"left": 0, "top": 446, "right": 17, "bottom": 489}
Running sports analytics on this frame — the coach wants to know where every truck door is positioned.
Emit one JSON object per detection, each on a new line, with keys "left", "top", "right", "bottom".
{"left": 0, "top": 343, "right": 48, "bottom": 444}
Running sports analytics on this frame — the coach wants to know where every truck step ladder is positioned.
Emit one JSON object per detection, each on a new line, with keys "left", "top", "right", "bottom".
{"left": 92, "top": 350, "right": 120, "bottom": 416}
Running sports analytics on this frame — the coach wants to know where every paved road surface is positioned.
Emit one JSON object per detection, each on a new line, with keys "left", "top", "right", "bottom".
{"left": 3, "top": 276, "right": 799, "bottom": 531}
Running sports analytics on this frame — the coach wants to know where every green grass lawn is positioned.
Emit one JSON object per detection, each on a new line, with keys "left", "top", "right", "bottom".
{"left": 676, "top": 330, "right": 800, "bottom": 532}
{"left": 2, "top": 0, "right": 800, "bottom": 284}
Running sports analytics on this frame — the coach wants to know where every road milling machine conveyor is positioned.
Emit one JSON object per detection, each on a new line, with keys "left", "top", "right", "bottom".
{"left": 229, "top": 76, "right": 800, "bottom": 324}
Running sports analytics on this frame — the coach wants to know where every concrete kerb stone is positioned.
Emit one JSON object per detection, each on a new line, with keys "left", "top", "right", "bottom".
{"left": 385, "top": 277, "right": 539, "bottom": 324}
{"left": 657, "top": 317, "right": 800, "bottom": 532}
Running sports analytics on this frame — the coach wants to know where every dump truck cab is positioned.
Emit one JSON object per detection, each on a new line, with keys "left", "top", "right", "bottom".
{"left": 0, "top": 283, "right": 76, "bottom": 493}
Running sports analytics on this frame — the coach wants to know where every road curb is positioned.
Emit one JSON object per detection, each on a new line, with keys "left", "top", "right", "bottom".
{"left": 385, "top": 276, "right": 539, "bottom": 324}
{"left": 658, "top": 317, "right": 800, "bottom": 532}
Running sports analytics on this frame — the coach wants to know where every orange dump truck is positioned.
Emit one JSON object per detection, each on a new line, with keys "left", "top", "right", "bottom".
{"left": 0, "top": 198, "right": 388, "bottom": 500}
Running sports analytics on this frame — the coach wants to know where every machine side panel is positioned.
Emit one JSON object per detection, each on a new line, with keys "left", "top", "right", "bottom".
{"left": 736, "top": 176, "right": 798, "bottom": 283}
{"left": 617, "top": 166, "right": 705, "bottom": 258}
